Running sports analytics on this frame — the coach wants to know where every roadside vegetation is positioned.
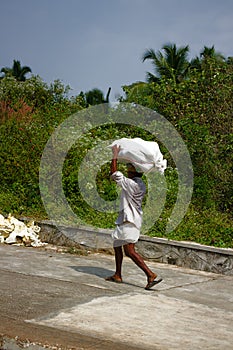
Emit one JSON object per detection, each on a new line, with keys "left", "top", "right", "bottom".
{"left": 0, "top": 44, "right": 232, "bottom": 248}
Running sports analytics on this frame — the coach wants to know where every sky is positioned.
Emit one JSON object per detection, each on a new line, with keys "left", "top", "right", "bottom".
{"left": 1, "top": 0, "right": 233, "bottom": 101}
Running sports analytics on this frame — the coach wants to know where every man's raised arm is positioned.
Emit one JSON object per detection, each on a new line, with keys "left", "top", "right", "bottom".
{"left": 111, "top": 145, "right": 121, "bottom": 175}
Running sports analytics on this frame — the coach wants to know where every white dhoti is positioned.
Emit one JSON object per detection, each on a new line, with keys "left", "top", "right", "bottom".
{"left": 112, "top": 222, "right": 140, "bottom": 247}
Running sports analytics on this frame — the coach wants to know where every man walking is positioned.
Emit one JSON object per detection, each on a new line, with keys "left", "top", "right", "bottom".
{"left": 105, "top": 144, "right": 162, "bottom": 290}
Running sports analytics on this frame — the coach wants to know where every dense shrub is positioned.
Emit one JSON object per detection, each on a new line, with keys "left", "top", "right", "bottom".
{"left": 120, "top": 59, "right": 233, "bottom": 246}
{"left": 0, "top": 64, "right": 232, "bottom": 248}
{"left": 123, "top": 59, "right": 233, "bottom": 214}
{"left": 0, "top": 76, "right": 83, "bottom": 218}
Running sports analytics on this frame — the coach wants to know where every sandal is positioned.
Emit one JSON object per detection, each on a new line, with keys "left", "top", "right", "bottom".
{"left": 145, "top": 276, "right": 163, "bottom": 290}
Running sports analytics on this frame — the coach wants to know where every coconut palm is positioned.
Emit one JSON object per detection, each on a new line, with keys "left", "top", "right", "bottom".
{"left": 84, "top": 87, "right": 111, "bottom": 106}
{"left": 85, "top": 88, "right": 105, "bottom": 106}
{"left": 190, "top": 45, "right": 225, "bottom": 70}
{"left": 1, "top": 60, "right": 31, "bottom": 81}
{"left": 142, "top": 43, "right": 190, "bottom": 83}
{"left": 200, "top": 45, "right": 225, "bottom": 61}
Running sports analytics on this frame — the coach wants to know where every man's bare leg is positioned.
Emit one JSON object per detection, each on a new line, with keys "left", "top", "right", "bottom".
{"left": 123, "top": 243, "right": 157, "bottom": 284}
{"left": 105, "top": 246, "right": 123, "bottom": 282}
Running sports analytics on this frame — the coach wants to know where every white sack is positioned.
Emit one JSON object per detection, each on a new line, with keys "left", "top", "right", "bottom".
{"left": 109, "top": 138, "right": 167, "bottom": 174}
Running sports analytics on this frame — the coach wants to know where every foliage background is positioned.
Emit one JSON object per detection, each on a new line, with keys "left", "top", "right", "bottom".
{"left": 0, "top": 52, "right": 232, "bottom": 248}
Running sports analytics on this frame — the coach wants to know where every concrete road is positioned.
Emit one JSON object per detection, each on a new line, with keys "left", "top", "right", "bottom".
{"left": 0, "top": 244, "right": 232, "bottom": 350}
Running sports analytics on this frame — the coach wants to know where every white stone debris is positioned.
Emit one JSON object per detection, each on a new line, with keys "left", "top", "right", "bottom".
{"left": 0, "top": 213, "right": 47, "bottom": 247}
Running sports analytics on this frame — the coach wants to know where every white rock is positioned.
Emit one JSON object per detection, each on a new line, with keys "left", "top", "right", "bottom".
{"left": 0, "top": 214, "right": 47, "bottom": 247}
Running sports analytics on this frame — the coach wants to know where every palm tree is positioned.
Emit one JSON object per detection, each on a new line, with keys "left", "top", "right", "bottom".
{"left": 142, "top": 43, "right": 190, "bottom": 83}
{"left": 1, "top": 60, "right": 31, "bottom": 81}
{"left": 200, "top": 45, "right": 225, "bottom": 61}
{"left": 190, "top": 45, "right": 225, "bottom": 70}
{"left": 84, "top": 87, "right": 111, "bottom": 106}
{"left": 85, "top": 88, "right": 105, "bottom": 106}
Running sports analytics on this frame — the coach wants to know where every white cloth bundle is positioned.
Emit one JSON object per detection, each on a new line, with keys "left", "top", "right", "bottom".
{"left": 109, "top": 137, "right": 167, "bottom": 174}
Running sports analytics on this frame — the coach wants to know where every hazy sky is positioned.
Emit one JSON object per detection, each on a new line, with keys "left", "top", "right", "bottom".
{"left": 1, "top": 0, "right": 233, "bottom": 100}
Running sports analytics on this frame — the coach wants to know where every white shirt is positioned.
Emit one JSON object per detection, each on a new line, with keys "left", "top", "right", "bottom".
{"left": 111, "top": 171, "right": 146, "bottom": 229}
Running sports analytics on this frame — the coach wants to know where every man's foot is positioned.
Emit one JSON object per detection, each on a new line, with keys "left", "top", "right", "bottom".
{"left": 105, "top": 274, "right": 123, "bottom": 283}
{"left": 145, "top": 273, "right": 163, "bottom": 290}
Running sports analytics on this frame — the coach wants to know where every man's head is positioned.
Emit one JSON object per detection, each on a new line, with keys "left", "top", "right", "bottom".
{"left": 126, "top": 163, "right": 143, "bottom": 178}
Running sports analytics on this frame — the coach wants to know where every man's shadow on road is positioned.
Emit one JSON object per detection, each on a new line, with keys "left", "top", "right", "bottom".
{"left": 70, "top": 265, "right": 113, "bottom": 279}
{"left": 69, "top": 266, "right": 146, "bottom": 290}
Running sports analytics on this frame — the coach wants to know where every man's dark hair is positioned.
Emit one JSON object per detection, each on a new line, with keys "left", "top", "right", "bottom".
{"left": 126, "top": 163, "right": 143, "bottom": 177}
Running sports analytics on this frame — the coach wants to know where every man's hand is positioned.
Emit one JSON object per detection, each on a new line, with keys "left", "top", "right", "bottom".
{"left": 111, "top": 145, "right": 120, "bottom": 174}
{"left": 112, "top": 144, "right": 121, "bottom": 159}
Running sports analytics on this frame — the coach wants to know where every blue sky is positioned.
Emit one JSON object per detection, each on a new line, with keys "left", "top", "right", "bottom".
{"left": 1, "top": 0, "right": 233, "bottom": 101}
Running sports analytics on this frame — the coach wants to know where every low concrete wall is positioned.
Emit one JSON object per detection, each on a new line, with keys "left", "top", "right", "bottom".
{"left": 136, "top": 236, "right": 233, "bottom": 275}
{"left": 38, "top": 220, "right": 233, "bottom": 276}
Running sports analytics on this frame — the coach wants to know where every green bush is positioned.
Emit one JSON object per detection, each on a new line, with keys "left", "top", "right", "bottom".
{"left": 0, "top": 76, "right": 84, "bottom": 218}
{"left": 123, "top": 60, "right": 233, "bottom": 214}
{"left": 0, "top": 67, "right": 232, "bottom": 248}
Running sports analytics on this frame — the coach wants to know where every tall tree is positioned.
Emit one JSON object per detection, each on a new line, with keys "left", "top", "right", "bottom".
{"left": 84, "top": 87, "right": 111, "bottom": 106}
{"left": 142, "top": 43, "right": 190, "bottom": 83}
{"left": 1, "top": 60, "right": 31, "bottom": 81}
{"left": 200, "top": 45, "right": 225, "bottom": 61}
{"left": 85, "top": 88, "right": 105, "bottom": 106}
{"left": 190, "top": 45, "right": 225, "bottom": 70}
